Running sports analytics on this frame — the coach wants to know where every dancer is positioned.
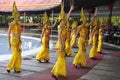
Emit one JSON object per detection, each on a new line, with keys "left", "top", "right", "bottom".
{"left": 36, "top": 12, "right": 57, "bottom": 62}
{"left": 65, "top": 20, "right": 72, "bottom": 56}
{"left": 89, "top": 18, "right": 99, "bottom": 59}
{"left": 70, "top": 20, "right": 78, "bottom": 48}
{"left": 51, "top": 2, "right": 74, "bottom": 79}
{"left": 7, "top": 2, "right": 40, "bottom": 73}
{"left": 88, "top": 25, "right": 94, "bottom": 45}
{"left": 7, "top": 2, "right": 22, "bottom": 73}
{"left": 97, "top": 19, "right": 104, "bottom": 54}
{"left": 73, "top": 8, "right": 97, "bottom": 68}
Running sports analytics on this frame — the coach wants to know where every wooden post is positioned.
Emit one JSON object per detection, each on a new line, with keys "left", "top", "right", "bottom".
{"left": 23, "top": 12, "right": 26, "bottom": 33}
{"left": 51, "top": 10, "right": 54, "bottom": 40}
{"left": 108, "top": 10, "right": 112, "bottom": 42}
{"left": 4, "top": 13, "right": 7, "bottom": 32}
{"left": 108, "top": 3, "right": 114, "bottom": 42}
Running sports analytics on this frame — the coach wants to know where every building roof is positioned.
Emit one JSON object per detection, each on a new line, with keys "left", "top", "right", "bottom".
{"left": 0, "top": 0, "right": 117, "bottom": 14}
{"left": 0, "top": 0, "right": 61, "bottom": 12}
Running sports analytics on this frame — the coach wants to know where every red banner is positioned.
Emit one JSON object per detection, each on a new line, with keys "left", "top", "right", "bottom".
{"left": 108, "top": 3, "right": 114, "bottom": 11}
{"left": 87, "top": 9, "right": 92, "bottom": 14}
{"left": 25, "top": 13, "right": 30, "bottom": 16}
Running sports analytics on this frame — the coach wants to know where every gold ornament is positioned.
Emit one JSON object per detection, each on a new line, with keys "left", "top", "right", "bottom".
{"left": 80, "top": 8, "right": 86, "bottom": 24}
{"left": 58, "top": 3, "right": 66, "bottom": 22}
{"left": 12, "top": 1, "right": 20, "bottom": 20}
{"left": 43, "top": 11, "right": 49, "bottom": 24}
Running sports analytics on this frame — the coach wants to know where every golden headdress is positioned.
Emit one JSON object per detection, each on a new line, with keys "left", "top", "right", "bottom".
{"left": 12, "top": 1, "right": 20, "bottom": 20}
{"left": 43, "top": 11, "right": 49, "bottom": 24}
{"left": 80, "top": 8, "right": 86, "bottom": 24}
{"left": 58, "top": 3, "right": 66, "bottom": 22}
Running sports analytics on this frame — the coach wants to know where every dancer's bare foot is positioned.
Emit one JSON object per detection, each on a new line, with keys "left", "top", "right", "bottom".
{"left": 44, "top": 59, "right": 49, "bottom": 63}
{"left": 91, "top": 57, "right": 97, "bottom": 60}
{"left": 7, "top": 69, "right": 10, "bottom": 73}
{"left": 73, "top": 65, "right": 78, "bottom": 68}
{"left": 51, "top": 74, "right": 58, "bottom": 80}
{"left": 14, "top": 70, "right": 21, "bottom": 73}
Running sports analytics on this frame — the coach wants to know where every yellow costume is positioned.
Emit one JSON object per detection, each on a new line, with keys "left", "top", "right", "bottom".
{"left": 70, "top": 30, "right": 77, "bottom": 48}
{"left": 89, "top": 27, "right": 99, "bottom": 58}
{"left": 88, "top": 26, "right": 93, "bottom": 45}
{"left": 51, "top": 25, "right": 67, "bottom": 77}
{"left": 73, "top": 26, "right": 88, "bottom": 67}
{"left": 70, "top": 21, "right": 77, "bottom": 48}
{"left": 65, "top": 21, "right": 72, "bottom": 56}
{"left": 73, "top": 8, "right": 88, "bottom": 67}
{"left": 97, "top": 27, "right": 104, "bottom": 53}
{"left": 36, "top": 12, "right": 51, "bottom": 62}
{"left": 7, "top": 2, "right": 22, "bottom": 72}
{"left": 7, "top": 22, "right": 22, "bottom": 72}
{"left": 51, "top": 3, "right": 68, "bottom": 77}
{"left": 51, "top": 2, "right": 74, "bottom": 78}
{"left": 36, "top": 27, "right": 51, "bottom": 61}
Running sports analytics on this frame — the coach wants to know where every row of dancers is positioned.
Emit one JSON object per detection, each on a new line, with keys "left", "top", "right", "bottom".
{"left": 6, "top": 1, "right": 104, "bottom": 80}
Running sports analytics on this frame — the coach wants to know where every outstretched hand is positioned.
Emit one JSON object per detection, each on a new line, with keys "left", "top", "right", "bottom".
{"left": 94, "top": 8, "right": 98, "bottom": 17}
{"left": 66, "top": 1, "right": 75, "bottom": 20}
{"left": 70, "top": 1, "right": 75, "bottom": 11}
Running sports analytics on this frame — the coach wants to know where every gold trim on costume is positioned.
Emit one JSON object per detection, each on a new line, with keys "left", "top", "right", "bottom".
{"left": 80, "top": 8, "right": 86, "bottom": 24}
{"left": 12, "top": 1, "right": 20, "bottom": 20}
{"left": 43, "top": 11, "right": 49, "bottom": 24}
{"left": 58, "top": 3, "right": 66, "bottom": 22}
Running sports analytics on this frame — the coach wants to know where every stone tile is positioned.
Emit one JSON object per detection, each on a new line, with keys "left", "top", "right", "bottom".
{"left": 0, "top": 74, "right": 20, "bottom": 80}
{"left": 0, "top": 67, "right": 35, "bottom": 77}
{"left": 93, "top": 64, "right": 120, "bottom": 72}
{"left": 9, "top": 70, "right": 35, "bottom": 77}
{"left": 0, "top": 61, "right": 8, "bottom": 67}
{"left": 81, "top": 74, "right": 108, "bottom": 80}
{"left": 22, "top": 60, "right": 54, "bottom": 69}
{"left": 97, "top": 62, "right": 120, "bottom": 67}
{"left": 21, "top": 65, "right": 47, "bottom": 72}
{"left": 100, "top": 60, "right": 120, "bottom": 66}
{"left": 0, "top": 74, "right": 9, "bottom": 80}
{"left": 0, "top": 67, "right": 9, "bottom": 74}
{"left": 103, "top": 55, "right": 120, "bottom": 61}
{"left": 88, "top": 69, "right": 120, "bottom": 78}
{"left": 80, "top": 73, "right": 120, "bottom": 80}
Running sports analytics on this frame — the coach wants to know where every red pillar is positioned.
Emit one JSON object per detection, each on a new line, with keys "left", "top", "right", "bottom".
{"left": 3, "top": 13, "right": 7, "bottom": 32}
{"left": 107, "top": 3, "right": 114, "bottom": 42}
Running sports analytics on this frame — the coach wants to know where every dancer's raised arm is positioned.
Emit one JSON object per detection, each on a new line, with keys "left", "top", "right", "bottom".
{"left": 50, "top": 19, "right": 58, "bottom": 28}
{"left": 66, "top": 3, "right": 74, "bottom": 20}
{"left": 86, "top": 8, "right": 98, "bottom": 27}
{"left": 21, "top": 23, "right": 40, "bottom": 27}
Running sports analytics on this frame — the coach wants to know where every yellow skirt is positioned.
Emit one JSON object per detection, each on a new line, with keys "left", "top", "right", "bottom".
{"left": 89, "top": 46, "right": 97, "bottom": 58}
{"left": 70, "top": 34, "right": 76, "bottom": 47}
{"left": 97, "top": 36, "right": 103, "bottom": 52}
{"left": 88, "top": 36, "right": 93, "bottom": 45}
{"left": 65, "top": 39, "right": 72, "bottom": 56}
{"left": 89, "top": 37, "right": 98, "bottom": 58}
{"left": 51, "top": 42, "right": 66, "bottom": 77}
{"left": 51, "top": 56, "right": 66, "bottom": 77}
{"left": 36, "top": 36, "right": 49, "bottom": 61}
{"left": 73, "top": 38, "right": 87, "bottom": 67}
{"left": 7, "top": 37, "right": 22, "bottom": 71}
